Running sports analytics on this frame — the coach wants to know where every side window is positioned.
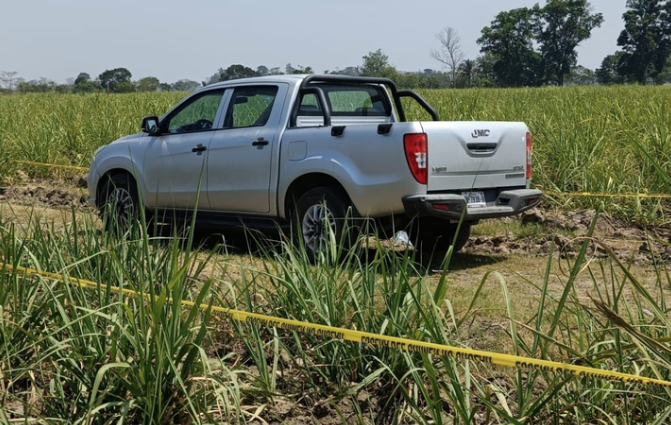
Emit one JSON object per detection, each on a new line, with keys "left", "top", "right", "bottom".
{"left": 224, "top": 86, "right": 278, "bottom": 129}
{"left": 326, "top": 87, "right": 390, "bottom": 116}
{"left": 295, "top": 85, "right": 391, "bottom": 125}
{"left": 165, "top": 91, "right": 224, "bottom": 134}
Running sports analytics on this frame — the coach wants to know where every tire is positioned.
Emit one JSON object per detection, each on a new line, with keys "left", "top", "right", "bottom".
{"left": 99, "top": 173, "right": 141, "bottom": 236}
{"left": 409, "top": 218, "right": 471, "bottom": 254}
{"left": 292, "top": 187, "right": 356, "bottom": 263}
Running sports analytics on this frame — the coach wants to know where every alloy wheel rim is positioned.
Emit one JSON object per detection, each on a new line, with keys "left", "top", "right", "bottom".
{"left": 110, "top": 187, "right": 134, "bottom": 231}
{"left": 302, "top": 204, "right": 336, "bottom": 254}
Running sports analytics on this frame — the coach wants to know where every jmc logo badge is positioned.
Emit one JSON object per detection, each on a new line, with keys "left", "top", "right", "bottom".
{"left": 471, "top": 129, "right": 490, "bottom": 138}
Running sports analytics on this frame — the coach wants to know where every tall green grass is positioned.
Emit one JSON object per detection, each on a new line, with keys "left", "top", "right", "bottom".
{"left": 0, "top": 92, "right": 182, "bottom": 175}
{"left": 0, "top": 213, "right": 244, "bottom": 423}
{"left": 1, "top": 205, "right": 670, "bottom": 423}
{"left": 1, "top": 86, "right": 670, "bottom": 222}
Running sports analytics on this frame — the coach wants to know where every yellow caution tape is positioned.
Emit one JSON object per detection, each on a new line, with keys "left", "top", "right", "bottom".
{"left": 14, "top": 160, "right": 90, "bottom": 172}
{"left": 4, "top": 263, "right": 671, "bottom": 389}
{"left": 546, "top": 191, "right": 671, "bottom": 199}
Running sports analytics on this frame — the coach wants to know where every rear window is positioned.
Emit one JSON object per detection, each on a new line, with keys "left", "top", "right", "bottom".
{"left": 299, "top": 85, "right": 391, "bottom": 117}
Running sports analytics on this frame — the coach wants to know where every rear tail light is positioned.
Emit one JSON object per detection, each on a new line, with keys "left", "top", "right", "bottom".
{"left": 526, "top": 132, "right": 532, "bottom": 180}
{"left": 404, "top": 133, "right": 428, "bottom": 185}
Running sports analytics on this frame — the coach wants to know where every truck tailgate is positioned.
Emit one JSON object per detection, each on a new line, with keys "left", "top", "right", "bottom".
{"left": 421, "top": 121, "right": 529, "bottom": 191}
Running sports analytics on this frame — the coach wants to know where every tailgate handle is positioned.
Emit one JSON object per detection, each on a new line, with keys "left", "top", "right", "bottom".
{"left": 467, "top": 143, "right": 497, "bottom": 153}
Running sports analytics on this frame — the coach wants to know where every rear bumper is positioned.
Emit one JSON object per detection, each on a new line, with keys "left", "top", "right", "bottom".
{"left": 403, "top": 189, "right": 542, "bottom": 221}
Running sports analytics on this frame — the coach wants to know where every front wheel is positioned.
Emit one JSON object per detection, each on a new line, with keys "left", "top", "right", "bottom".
{"left": 292, "top": 187, "right": 356, "bottom": 263}
{"left": 99, "top": 173, "right": 142, "bottom": 236}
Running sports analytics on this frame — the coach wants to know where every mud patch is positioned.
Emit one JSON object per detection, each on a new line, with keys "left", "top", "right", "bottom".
{"left": 464, "top": 208, "right": 671, "bottom": 264}
{"left": 0, "top": 186, "right": 89, "bottom": 209}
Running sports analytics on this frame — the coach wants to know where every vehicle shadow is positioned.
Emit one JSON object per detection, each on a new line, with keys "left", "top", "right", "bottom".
{"left": 425, "top": 252, "right": 507, "bottom": 272}
{"left": 147, "top": 224, "right": 506, "bottom": 274}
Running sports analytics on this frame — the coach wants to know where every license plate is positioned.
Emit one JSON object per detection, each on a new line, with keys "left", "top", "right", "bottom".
{"left": 462, "top": 191, "right": 486, "bottom": 208}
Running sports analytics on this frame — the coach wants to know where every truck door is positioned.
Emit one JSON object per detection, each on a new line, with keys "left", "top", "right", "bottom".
{"left": 142, "top": 89, "right": 226, "bottom": 209}
{"left": 206, "top": 84, "right": 287, "bottom": 213}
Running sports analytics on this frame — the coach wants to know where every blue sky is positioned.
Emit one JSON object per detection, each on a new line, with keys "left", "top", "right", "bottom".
{"left": 1, "top": 0, "right": 627, "bottom": 84}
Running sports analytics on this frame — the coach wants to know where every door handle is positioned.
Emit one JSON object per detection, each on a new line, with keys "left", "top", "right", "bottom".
{"left": 252, "top": 137, "right": 269, "bottom": 147}
{"left": 191, "top": 143, "right": 207, "bottom": 153}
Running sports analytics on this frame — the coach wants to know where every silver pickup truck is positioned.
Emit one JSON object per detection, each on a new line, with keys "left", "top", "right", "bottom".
{"left": 88, "top": 74, "right": 541, "bottom": 258}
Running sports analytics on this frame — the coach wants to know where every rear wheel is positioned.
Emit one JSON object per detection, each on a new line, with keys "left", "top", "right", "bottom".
{"left": 292, "top": 187, "right": 356, "bottom": 262}
{"left": 409, "top": 218, "right": 471, "bottom": 253}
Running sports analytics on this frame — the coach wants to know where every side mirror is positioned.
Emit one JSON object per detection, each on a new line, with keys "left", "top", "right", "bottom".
{"left": 141, "top": 116, "right": 160, "bottom": 135}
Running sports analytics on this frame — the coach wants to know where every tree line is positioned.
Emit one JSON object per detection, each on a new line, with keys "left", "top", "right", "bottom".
{"left": 0, "top": 69, "right": 204, "bottom": 94}
{"left": 1, "top": 0, "right": 670, "bottom": 93}
{"left": 474, "top": 0, "right": 671, "bottom": 86}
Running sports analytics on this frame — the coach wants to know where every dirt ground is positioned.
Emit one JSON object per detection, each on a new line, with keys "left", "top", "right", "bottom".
{"left": 2, "top": 176, "right": 669, "bottom": 262}
{"left": 2, "top": 176, "right": 669, "bottom": 298}
{"left": 2, "top": 176, "right": 668, "bottom": 331}
{"left": 2, "top": 176, "right": 669, "bottom": 315}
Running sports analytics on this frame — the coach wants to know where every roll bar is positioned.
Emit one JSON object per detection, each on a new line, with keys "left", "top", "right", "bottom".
{"left": 294, "top": 75, "right": 440, "bottom": 125}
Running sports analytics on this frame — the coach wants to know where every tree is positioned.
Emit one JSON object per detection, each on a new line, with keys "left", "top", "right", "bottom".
{"left": 652, "top": 56, "right": 671, "bottom": 83}
{"left": 457, "top": 59, "right": 477, "bottom": 87}
{"left": 617, "top": 0, "right": 670, "bottom": 84}
{"left": 431, "top": 27, "right": 465, "bottom": 88}
{"left": 158, "top": 82, "right": 172, "bottom": 91}
{"left": 293, "top": 65, "right": 313, "bottom": 74}
{"left": 256, "top": 65, "right": 269, "bottom": 76}
{"left": 171, "top": 79, "right": 200, "bottom": 91}
{"left": 136, "top": 76, "right": 160, "bottom": 92}
{"left": 114, "top": 81, "right": 136, "bottom": 93}
{"left": 536, "top": 0, "right": 604, "bottom": 86}
{"left": 474, "top": 53, "right": 498, "bottom": 87}
{"left": 396, "top": 73, "right": 422, "bottom": 89}
{"left": 219, "top": 64, "right": 258, "bottom": 81}
{"left": 477, "top": 7, "right": 544, "bottom": 87}
{"left": 596, "top": 51, "right": 631, "bottom": 84}
{"left": 204, "top": 68, "right": 223, "bottom": 85}
{"left": 564, "top": 65, "right": 597, "bottom": 85}
{"left": 98, "top": 68, "right": 133, "bottom": 92}
{"left": 328, "top": 66, "right": 360, "bottom": 76}
{"left": 0, "top": 71, "right": 18, "bottom": 90}
{"left": 73, "top": 72, "right": 100, "bottom": 93}
{"left": 284, "top": 63, "right": 313, "bottom": 74}
{"left": 17, "top": 78, "right": 56, "bottom": 93}
{"left": 54, "top": 84, "right": 70, "bottom": 94}
{"left": 419, "top": 73, "right": 447, "bottom": 88}
{"left": 74, "top": 72, "right": 91, "bottom": 85}
{"left": 360, "top": 49, "right": 398, "bottom": 78}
